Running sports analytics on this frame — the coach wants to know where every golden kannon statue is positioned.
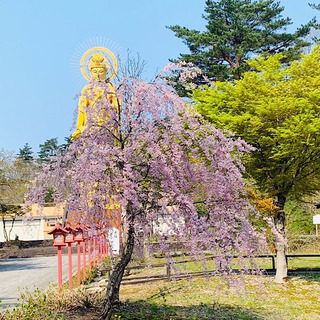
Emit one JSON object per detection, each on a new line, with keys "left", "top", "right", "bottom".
{"left": 71, "top": 47, "right": 118, "bottom": 140}
{"left": 69, "top": 47, "right": 121, "bottom": 214}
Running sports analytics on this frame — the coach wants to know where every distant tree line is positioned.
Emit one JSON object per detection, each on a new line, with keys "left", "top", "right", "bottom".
{"left": 0, "top": 136, "right": 71, "bottom": 206}
{"left": 18, "top": 137, "right": 71, "bottom": 163}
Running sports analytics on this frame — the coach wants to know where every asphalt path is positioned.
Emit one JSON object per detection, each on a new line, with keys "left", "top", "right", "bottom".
{"left": 0, "top": 254, "right": 79, "bottom": 309}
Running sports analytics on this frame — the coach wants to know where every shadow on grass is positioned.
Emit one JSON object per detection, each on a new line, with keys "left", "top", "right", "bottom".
{"left": 113, "top": 300, "right": 263, "bottom": 320}
{"left": 291, "top": 271, "right": 320, "bottom": 283}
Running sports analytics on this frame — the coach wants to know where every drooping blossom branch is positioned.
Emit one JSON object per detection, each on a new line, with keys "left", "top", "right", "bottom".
{"left": 26, "top": 63, "right": 267, "bottom": 278}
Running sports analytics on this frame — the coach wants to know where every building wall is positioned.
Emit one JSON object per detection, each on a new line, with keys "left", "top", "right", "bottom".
{"left": 0, "top": 218, "right": 43, "bottom": 242}
{"left": 0, "top": 204, "right": 64, "bottom": 242}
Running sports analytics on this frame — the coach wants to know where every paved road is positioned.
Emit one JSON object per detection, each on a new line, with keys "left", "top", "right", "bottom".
{"left": 0, "top": 254, "right": 79, "bottom": 309}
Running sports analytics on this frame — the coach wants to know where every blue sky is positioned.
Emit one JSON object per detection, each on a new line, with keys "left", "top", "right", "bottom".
{"left": 0, "top": 0, "right": 317, "bottom": 154}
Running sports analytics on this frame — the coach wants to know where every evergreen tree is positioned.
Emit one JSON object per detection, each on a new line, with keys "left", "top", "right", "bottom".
{"left": 17, "top": 143, "right": 34, "bottom": 161}
{"left": 58, "top": 136, "right": 71, "bottom": 154}
{"left": 168, "top": 0, "right": 314, "bottom": 82}
{"left": 38, "top": 138, "right": 58, "bottom": 162}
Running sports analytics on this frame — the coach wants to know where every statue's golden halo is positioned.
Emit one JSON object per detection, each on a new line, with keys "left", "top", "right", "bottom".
{"left": 80, "top": 47, "right": 118, "bottom": 81}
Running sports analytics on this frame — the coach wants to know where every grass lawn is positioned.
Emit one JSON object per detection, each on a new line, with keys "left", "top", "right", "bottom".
{"left": 114, "top": 269, "right": 320, "bottom": 319}
{"left": 287, "top": 257, "right": 320, "bottom": 269}
{"left": 3, "top": 256, "right": 320, "bottom": 319}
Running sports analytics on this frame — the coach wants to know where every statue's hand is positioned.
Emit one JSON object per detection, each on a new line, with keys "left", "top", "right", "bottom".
{"left": 71, "top": 130, "right": 81, "bottom": 141}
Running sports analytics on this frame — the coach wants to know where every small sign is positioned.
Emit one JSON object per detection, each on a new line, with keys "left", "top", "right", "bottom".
{"left": 108, "top": 227, "right": 120, "bottom": 255}
{"left": 75, "top": 231, "right": 83, "bottom": 241}
{"left": 313, "top": 215, "right": 320, "bottom": 224}
{"left": 65, "top": 233, "right": 74, "bottom": 241}
{"left": 55, "top": 234, "right": 64, "bottom": 243}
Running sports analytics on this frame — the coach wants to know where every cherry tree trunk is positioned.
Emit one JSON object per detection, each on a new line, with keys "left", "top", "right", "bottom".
{"left": 274, "top": 194, "right": 288, "bottom": 283}
{"left": 100, "top": 221, "right": 135, "bottom": 320}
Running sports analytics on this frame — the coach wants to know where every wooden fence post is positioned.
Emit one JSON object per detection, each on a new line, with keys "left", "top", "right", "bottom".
{"left": 166, "top": 263, "right": 171, "bottom": 281}
{"left": 272, "top": 256, "right": 275, "bottom": 271}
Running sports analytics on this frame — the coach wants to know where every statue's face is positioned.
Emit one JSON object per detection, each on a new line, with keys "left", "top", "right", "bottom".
{"left": 90, "top": 67, "right": 107, "bottom": 81}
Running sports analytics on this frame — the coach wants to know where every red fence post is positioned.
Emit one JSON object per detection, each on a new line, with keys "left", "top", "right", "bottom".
{"left": 105, "top": 238, "right": 109, "bottom": 257}
{"left": 57, "top": 246, "right": 63, "bottom": 292}
{"left": 88, "top": 238, "right": 92, "bottom": 272}
{"left": 77, "top": 241, "right": 81, "bottom": 287}
{"left": 64, "top": 222, "right": 76, "bottom": 293}
{"left": 67, "top": 243, "right": 73, "bottom": 292}
{"left": 93, "top": 237, "right": 97, "bottom": 267}
{"left": 99, "top": 234, "right": 103, "bottom": 262}
{"left": 82, "top": 240, "right": 87, "bottom": 280}
{"left": 74, "top": 224, "right": 84, "bottom": 287}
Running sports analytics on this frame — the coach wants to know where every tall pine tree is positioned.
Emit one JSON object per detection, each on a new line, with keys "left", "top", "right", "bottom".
{"left": 38, "top": 138, "right": 58, "bottom": 162}
{"left": 17, "top": 143, "right": 34, "bottom": 161}
{"left": 168, "top": 0, "right": 315, "bottom": 81}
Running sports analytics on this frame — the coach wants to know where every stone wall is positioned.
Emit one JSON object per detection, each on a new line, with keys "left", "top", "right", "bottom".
{"left": 0, "top": 239, "right": 78, "bottom": 258}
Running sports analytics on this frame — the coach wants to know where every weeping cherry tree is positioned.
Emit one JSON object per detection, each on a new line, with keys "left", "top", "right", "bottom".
{"left": 25, "top": 64, "right": 266, "bottom": 319}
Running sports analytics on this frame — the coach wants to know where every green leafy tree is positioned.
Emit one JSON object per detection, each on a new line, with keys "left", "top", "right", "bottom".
{"left": 193, "top": 45, "right": 320, "bottom": 282}
{"left": 0, "top": 150, "right": 24, "bottom": 204}
{"left": 17, "top": 143, "right": 34, "bottom": 161}
{"left": 0, "top": 150, "right": 37, "bottom": 242}
{"left": 0, "top": 204, "right": 22, "bottom": 243}
{"left": 38, "top": 138, "right": 59, "bottom": 162}
{"left": 168, "top": 0, "right": 314, "bottom": 82}
{"left": 285, "top": 200, "right": 315, "bottom": 237}
{"left": 0, "top": 150, "right": 38, "bottom": 203}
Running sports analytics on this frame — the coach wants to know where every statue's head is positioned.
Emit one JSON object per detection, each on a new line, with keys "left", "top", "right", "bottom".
{"left": 89, "top": 53, "right": 110, "bottom": 81}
